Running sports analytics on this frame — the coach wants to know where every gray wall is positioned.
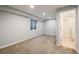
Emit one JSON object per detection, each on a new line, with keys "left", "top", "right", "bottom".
{"left": 0, "top": 6, "right": 57, "bottom": 48}
{"left": 44, "top": 19, "right": 57, "bottom": 36}
{"left": 0, "top": 11, "right": 44, "bottom": 47}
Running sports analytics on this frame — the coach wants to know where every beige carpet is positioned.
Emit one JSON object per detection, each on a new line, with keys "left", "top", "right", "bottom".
{"left": 0, "top": 35, "right": 77, "bottom": 54}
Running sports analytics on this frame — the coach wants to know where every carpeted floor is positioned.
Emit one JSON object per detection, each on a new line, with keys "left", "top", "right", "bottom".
{"left": 0, "top": 35, "right": 77, "bottom": 54}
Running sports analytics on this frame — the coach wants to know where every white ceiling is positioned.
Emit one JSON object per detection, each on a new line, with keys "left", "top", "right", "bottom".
{"left": 10, "top": 5, "right": 66, "bottom": 20}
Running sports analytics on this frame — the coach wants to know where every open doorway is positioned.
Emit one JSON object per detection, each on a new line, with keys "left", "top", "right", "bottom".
{"left": 58, "top": 7, "right": 77, "bottom": 50}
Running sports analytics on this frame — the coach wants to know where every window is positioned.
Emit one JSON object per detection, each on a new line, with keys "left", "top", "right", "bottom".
{"left": 30, "top": 19, "right": 37, "bottom": 30}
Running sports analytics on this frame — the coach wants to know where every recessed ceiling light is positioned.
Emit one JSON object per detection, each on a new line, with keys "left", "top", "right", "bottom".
{"left": 30, "top": 5, "right": 34, "bottom": 8}
{"left": 42, "top": 13, "right": 46, "bottom": 16}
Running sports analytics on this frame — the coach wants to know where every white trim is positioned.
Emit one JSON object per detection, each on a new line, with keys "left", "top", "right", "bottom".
{"left": 44, "top": 34, "right": 56, "bottom": 36}
{"left": 0, "top": 38, "right": 27, "bottom": 49}
{"left": 57, "top": 6, "right": 77, "bottom": 51}
{"left": 0, "top": 34, "right": 42, "bottom": 49}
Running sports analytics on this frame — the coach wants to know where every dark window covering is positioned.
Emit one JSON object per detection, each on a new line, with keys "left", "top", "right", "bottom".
{"left": 30, "top": 19, "right": 37, "bottom": 30}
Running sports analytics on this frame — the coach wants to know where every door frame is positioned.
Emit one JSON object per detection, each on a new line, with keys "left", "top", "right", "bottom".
{"left": 56, "top": 6, "right": 77, "bottom": 51}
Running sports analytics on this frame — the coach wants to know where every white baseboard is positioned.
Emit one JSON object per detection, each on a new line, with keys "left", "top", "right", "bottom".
{"left": 0, "top": 34, "right": 43, "bottom": 49}
{"left": 43, "top": 34, "right": 56, "bottom": 36}
{"left": 0, "top": 38, "right": 27, "bottom": 49}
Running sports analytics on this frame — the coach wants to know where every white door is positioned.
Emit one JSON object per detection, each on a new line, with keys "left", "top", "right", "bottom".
{"left": 59, "top": 8, "right": 76, "bottom": 49}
